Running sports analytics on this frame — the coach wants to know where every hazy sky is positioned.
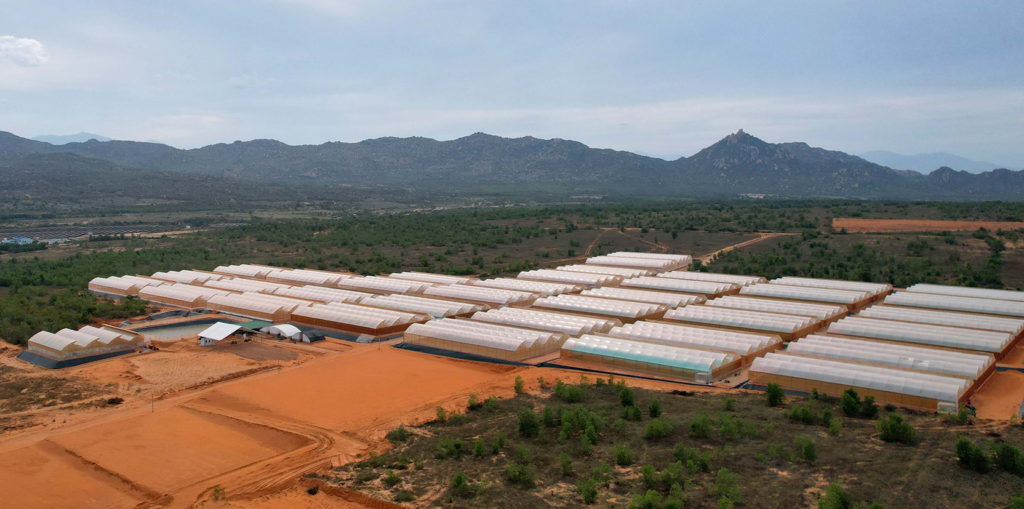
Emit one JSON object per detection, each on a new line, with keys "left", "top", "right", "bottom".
{"left": 1, "top": 1, "right": 1022, "bottom": 165}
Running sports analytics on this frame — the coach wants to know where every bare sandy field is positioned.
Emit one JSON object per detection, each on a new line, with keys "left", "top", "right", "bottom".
{"left": 972, "top": 370, "right": 1024, "bottom": 420}
{"left": 833, "top": 217, "right": 1024, "bottom": 233}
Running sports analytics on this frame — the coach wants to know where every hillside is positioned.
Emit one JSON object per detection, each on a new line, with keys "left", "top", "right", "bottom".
{"left": 1, "top": 129, "right": 1021, "bottom": 200}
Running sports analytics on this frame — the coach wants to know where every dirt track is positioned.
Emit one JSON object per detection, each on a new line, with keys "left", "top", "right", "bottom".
{"left": 833, "top": 218, "right": 1024, "bottom": 233}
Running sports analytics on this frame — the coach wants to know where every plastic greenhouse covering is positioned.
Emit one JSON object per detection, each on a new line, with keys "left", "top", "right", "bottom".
{"left": 600, "top": 252, "right": 693, "bottom": 270}
{"left": 272, "top": 285, "right": 372, "bottom": 304}
{"left": 364, "top": 294, "right": 485, "bottom": 318}
{"left": 533, "top": 294, "right": 667, "bottom": 320}
{"left": 787, "top": 335, "right": 993, "bottom": 380}
{"left": 404, "top": 318, "right": 566, "bottom": 359}
{"left": 562, "top": 335, "right": 737, "bottom": 376}
{"left": 555, "top": 264, "right": 656, "bottom": 278}
{"left": 336, "top": 276, "right": 436, "bottom": 295}
{"left": 424, "top": 284, "right": 538, "bottom": 306}
{"left": 292, "top": 303, "right": 424, "bottom": 329}
{"left": 828, "top": 317, "right": 1011, "bottom": 353}
{"left": 883, "top": 291, "right": 1024, "bottom": 318}
{"left": 657, "top": 271, "right": 766, "bottom": 286}
{"left": 580, "top": 287, "right": 706, "bottom": 308}
{"left": 769, "top": 277, "right": 893, "bottom": 296}
{"left": 266, "top": 269, "right": 352, "bottom": 286}
{"left": 858, "top": 305, "right": 1024, "bottom": 336}
{"left": 518, "top": 269, "right": 623, "bottom": 288}
{"left": 139, "top": 284, "right": 221, "bottom": 307}
{"left": 56, "top": 329, "right": 101, "bottom": 349}
{"left": 584, "top": 255, "right": 682, "bottom": 272}
{"left": 750, "top": 353, "right": 967, "bottom": 404}
{"left": 151, "top": 270, "right": 224, "bottom": 284}
{"left": 239, "top": 291, "right": 320, "bottom": 311}
{"left": 470, "top": 307, "right": 620, "bottom": 337}
{"left": 665, "top": 306, "right": 819, "bottom": 334}
{"left": 88, "top": 276, "right": 143, "bottom": 293}
{"left": 621, "top": 276, "right": 739, "bottom": 296}
{"left": 78, "top": 326, "right": 131, "bottom": 346}
{"left": 213, "top": 264, "right": 276, "bottom": 278}
{"left": 29, "top": 332, "right": 79, "bottom": 353}
{"left": 206, "top": 294, "right": 290, "bottom": 319}
{"left": 607, "top": 321, "right": 781, "bottom": 357}
{"left": 740, "top": 284, "right": 871, "bottom": 305}
{"left": 205, "top": 278, "right": 291, "bottom": 294}
{"left": 389, "top": 272, "right": 476, "bottom": 285}
{"left": 472, "top": 278, "right": 584, "bottom": 296}
{"left": 704, "top": 296, "right": 847, "bottom": 321}
{"left": 905, "top": 283, "right": 1024, "bottom": 303}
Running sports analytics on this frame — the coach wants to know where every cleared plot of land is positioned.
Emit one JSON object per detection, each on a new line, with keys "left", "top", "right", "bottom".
{"left": 49, "top": 406, "right": 310, "bottom": 493}
{"left": 833, "top": 218, "right": 1024, "bottom": 233}
{"left": 973, "top": 370, "right": 1024, "bottom": 420}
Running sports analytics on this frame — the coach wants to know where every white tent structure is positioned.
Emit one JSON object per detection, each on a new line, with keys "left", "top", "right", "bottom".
{"left": 606, "top": 321, "right": 781, "bottom": 361}
{"left": 555, "top": 264, "right": 655, "bottom": 278}
{"left": 404, "top": 319, "right": 567, "bottom": 361}
{"left": 857, "top": 305, "right": 1024, "bottom": 336}
{"left": 883, "top": 291, "right": 1024, "bottom": 318}
{"left": 265, "top": 269, "right": 353, "bottom": 287}
{"left": 272, "top": 285, "right": 372, "bottom": 304}
{"left": 213, "top": 264, "right": 277, "bottom": 279}
{"left": 150, "top": 270, "right": 225, "bottom": 284}
{"left": 769, "top": 277, "right": 893, "bottom": 297}
{"left": 561, "top": 334, "right": 739, "bottom": 381}
{"left": 363, "top": 294, "right": 485, "bottom": 318}
{"left": 581, "top": 287, "right": 706, "bottom": 308}
{"left": 424, "top": 284, "right": 538, "bottom": 307}
{"left": 335, "top": 276, "right": 436, "bottom": 295}
{"left": 664, "top": 306, "right": 820, "bottom": 340}
{"left": 264, "top": 324, "right": 302, "bottom": 340}
{"left": 531, "top": 294, "right": 667, "bottom": 322}
{"left": 703, "top": 296, "right": 848, "bottom": 322}
{"left": 470, "top": 307, "right": 620, "bottom": 337}
{"left": 740, "top": 284, "right": 873, "bottom": 308}
{"left": 205, "top": 278, "right": 291, "bottom": 294}
{"left": 621, "top": 276, "right": 739, "bottom": 297}
{"left": 588, "top": 252, "right": 692, "bottom": 271}
{"left": 389, "top": 272, "right": 476, "bottom": 285}
{"left": 905, "top": 283, "right": 1024, "bottom": 302}
{"left": 656, "top": 271, "right": 766, "bottom": 286}
{"left": 472, "top": 278, "right": 584, "bottom": 296}
{"left": 827, "top": 316, "right": 1012, "bottom": 354}
{"left": 787, "top": 335, "right": 994, "bottom": 380}
{"left": 517, "top": 269, "right": 622, "bottom": 288}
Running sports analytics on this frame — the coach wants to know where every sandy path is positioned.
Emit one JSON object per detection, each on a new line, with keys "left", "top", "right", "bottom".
{"left": 698, "top": 232, "right": 799, "bottom": 263}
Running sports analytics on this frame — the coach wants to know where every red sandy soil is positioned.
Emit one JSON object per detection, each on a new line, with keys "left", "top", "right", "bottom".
{"left": 832, "top": 218, "right": 1024, "bottom": 233}
{"left": 972, "top": 370, "right": 1024, "bottom": 420}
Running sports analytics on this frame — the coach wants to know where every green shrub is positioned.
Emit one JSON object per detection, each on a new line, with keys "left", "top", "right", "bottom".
{"left": 768, "top": 442, "right": 794, "bottom": 462}
{"left": 435, "top": 406, "right": 448, "bottom": 423}
{"left": 955, "top": 436, "right": 991, "bottom": 473}
{"left": 591, "top": 462, "right": 613, "bottom": 487}
{"left": 724, "top": 397, "right": 736, "bottom": 411}
{"left": 709, "top": 468, "right": 741, "bottom": 503}
{"left": 449, "top": 472, "right": 480, "bottom": 498}
{"left": 483, "top": 396, "right": 498, "bottom": 413}
{"left": 542, "top": 405, "right": 558, "bottom": 427}
{"left": 492, "top": 432, "right": 506, "bottom": 453}
{"left": 674, "top": 445, "right": 711, "bottom": 473}
{"left": 717, "top": 413, "right": 742, "bottom": 442}
{"left": 516, "top": 442, "right": 533, "bottom": 463}
{"left": 884, "top": 403, "right": 897, "bottom": 412}
{"left": 828, "top": 420, "right": 843, "bottom": 437}
{"left": 794, "top": 436, "right": 817, "bottom": 461}
{"left": 664, "top": 483, "right": 686, "bottom": 509}
{"left": 994, "top": 443, "right": 1024, "bottom": 476}
{"left": 356, "top": 470, "right": 380, "bottom": 483}
{"left": 382, "top": 470, "right": 401, "bottom": 488}
{"left": 386, "top": 425, "right": 410, "bottom": 443}
{"left": 629, "top": 490, "right": 663, "bottom": 509}
{"left": 580, "top": 434, "right": 594, "bottom": 456}
{"left": 766, "top": 383, "right": 786, "bottom": 407}
{"left": 877, "top": 414, "right": 917, "bottom": 445}
{"left": 561, "top": 405, "right": 605, "bottom": 439}
{"left": 658, "top": 461, "right": 685, "bottom": 489}
{"left": 595, "top": 377, "right": 606, "bottom": 388}
{"left": 644, "top": 418, "right": 674, "bottom": 440}
{"left": 514, "top": 375, "right": 525, "bottom": 394}
{"left": 473, "top": 439, "right": 488, "bottom": 457}
{"left": 555, "top": 381, "right": 585, "bottom": 403}
{"left": 817, "top": 482, "right": 852, "bottom": 509}
{"left": 787, "top": 405, "right": 816, "bottom": 424}
{"left": 622, "top": 405, "right": 643, "bottom": 421}
{"left": 1012, "top": 492, "right": 1024, "bottom": 509}
{"left": 821, "top": 408, "right": 833, "bottom": 427}
{"left": 559, "top": 452, "right": 574, "bottom": 476}
{"left": 504, "top": 462, "right": 536, "bottom": 488}
{"left": 517, "top": 408, "right": 540, "bottom": 438}
{"left": 577, "top": 479, "right": 598, "bottom": 504}
{"left": 867, "top": 504, "right": 886, "bottom": 509}
{"left": 841, "top": 389, "right": 861, "bottom": 417}
{"left": 620, "top": 387, "right": 636, "bottom": 407}
{"left": 861, "top": 395, "right": 879, "bottom": 418}
{"left": 649, "top": 398, "right": 662, "bottom": 418}
{"left": 641, "top": 464, "right": 658, "bottom": 490}
{"left": 614, "top": 444, "right": 634, "bottom": 466}
{"left": 945, "top": 405, "right": 974, "bottom": 425}
{"left": 690, "top": 413, "right": 712, "bottom": 439}
{"left": 394, "top": 490, "right": 415, "bottom": 502}
{"left": 612, "top": 418, "right": 628, "bottom": 434}
{"left": 436, "top": 437, "right": 466, "bottom": 459}
{"left": 467, "top": 393, "right": 481, "bottom": 411}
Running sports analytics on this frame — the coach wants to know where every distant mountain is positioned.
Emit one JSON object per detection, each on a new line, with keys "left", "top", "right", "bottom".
{"left": 1, "top": 129, "right": 1022, "bottom": 201}
{"left": 30, "top": 132, "right": 112, "bottom": 145}
{"left": 859, "top": 150, "right": 1009, "bottom": 174}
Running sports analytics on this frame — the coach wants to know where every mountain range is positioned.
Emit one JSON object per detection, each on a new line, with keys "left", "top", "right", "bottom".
{"left": 1, "top": 129, "right": 1022, "bottom": 202}
{"left": 30, "top": 132, "right": 112, "bottom": 145}
{"left": 859, "top": 150, "right": 1011, "bottom": 174}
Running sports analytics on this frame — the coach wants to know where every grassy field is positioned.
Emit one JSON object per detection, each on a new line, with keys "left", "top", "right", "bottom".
{"left": 321, "top": 376, "right": 1024, "bottom": 508}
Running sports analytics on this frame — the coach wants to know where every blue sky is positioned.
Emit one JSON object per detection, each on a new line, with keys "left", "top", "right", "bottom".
{"left": 1, "top": 1, "right": 1022, "bottom": 165}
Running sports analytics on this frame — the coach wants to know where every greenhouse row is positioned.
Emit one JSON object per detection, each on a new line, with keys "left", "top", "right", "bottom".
{"left": 555, "top": 264, "right": 655, "bottom": 278}
{"left": 786, "top": 335, "right": 994, "bottom": 380}
{"left": 151, "top": 269, "right": 226, "bottom": 284}
{"left": 606, "top": 321, "right": 782, "bottom": 361}
{"left": 621, "top": 276, "right": 740, "bottom": 297}
{"left": 532, "top": 294, "right": 668, "bottom": 322}
{"left": 560, "top": 334, "right": 739, "bottom": 381}
{"left": 884, "top": 291, "right": 1024, "bottom": 318}
{"left": 857, "top": 305, "right": 1024, "bottom": 336}
{"left": 657, "top": 271, "right": 766, "bottom": 286}
{"left": 363, "top": 294, "right": 485, "bottom": 318}
{"left": 88, "top": 275, "right": 167, "bottom": 297}
{"left": 740, "top": 283, "right": 873, "bottom": 308}
{"left": 213, "top": 264, "right": 277, "bottom": 279}
{"left": 389, "top": 271, "right": 477, "bottom": 286}
{"left": 424, "top": 284, "right": 538, "bottom": 307}
{"left": 664, "top": 305, "right": 821, "bottom": 340}
{"left": 769, "top": 277, "right": 893, "bottom": 297}
{"left": 265, "top": 268, "right": 354, "bottom": 287}
{"left": 580, "top": 287, "right": 707, "bottom": 308}
{"left": 518, "top": 269, "right": 623, "bottom": 288}
{"left": 138, "top": 283, "right": 233, "bottom": 309}
{"left": 272, "top": 285, "right": 372, "bottom": 304}
{"left": 404, "top": 319, "right": 568, "bottom": 361}
{"left": 336, "top": 276, "right": 436, "bottom": 296}
{"left": 585, "top": 251, "right": 692, "bottom": 272}
{"left": 470, "top": 307, "right": 621, "bottom": 337}
{"left": 703, "top": 296, "right": 848, "bottom": 322}
{"left": 827, "top": 316, "right": 1012, "bottom": 354}
{"left": 291, "top": 302, "right": 429, "bottom": 337}
{"left": 26, "top": 324, "right": 143, "bottom": 361}
{"left": 473, "top": 277, "right": 584, "bottom": 296}
{"left": 205, "top": 278, "right": 291, "bottom": 294}
{"left": 906, "top": 283, "right": 1024, "bottom": 303}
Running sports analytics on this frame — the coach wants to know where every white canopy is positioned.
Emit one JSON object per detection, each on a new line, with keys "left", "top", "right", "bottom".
{"left": 198, "top": 322, "right": 250, "bottom": 341}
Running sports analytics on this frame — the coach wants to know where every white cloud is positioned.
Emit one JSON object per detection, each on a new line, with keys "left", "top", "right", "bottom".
{"left": 0, "top": 35, "right": 48, "bottom": 67}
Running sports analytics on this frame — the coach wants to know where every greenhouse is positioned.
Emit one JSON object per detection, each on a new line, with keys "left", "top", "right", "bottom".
{"left": 79, "top": 325, "right": 141, "bottom": 347}
{"left": 517, "top": 269, "right": 623, "bottom": 288}
{"left": 584, "top": 255, "right": 684, "bottom": 272}
{"left": 424, "top": 284, "right": 538, "bottom": 307}
{"left": 363, "top": 294, "right": 485, "bottom": 318}
{"left": 27, "top": 331, "right": 81, "bottom": 357}
{"left": 857, "top": 305, "right": 1024, "bottom": 336}
{"left": 150, "top": 270, "right": 225, "bottom": 284}
{"left": 404, "top": 319, "right": 568, "bottom": 361}
{"left": 291, "top": 302, "right": 429, "bottom": 337}
{"left": 55, "top": 328, "right": 101, "bottom": 350}
{"left": 740, "top": 284, "right": 873, "bottom": 308}
{"left": 472, "top": 278, "right": 584, "bottom": 296}
{"left": 205, "top": 278, "right": 292, "bottom": 294}
{"left": 750, "top": 352, "right": 969, "bottom": 411}
{"left": 787, "top": 335, "right": 994, "bottom": 380}
{"left": 212, "top": 264, "right": 277, "bottom": 279}
{"left": 663, "top": 306, "right": 821, "bottom": 340}
{"left": 138, "top": 283, "right": 233, "bottom": 309}
{"left": 560, "top": 335, "right": 740, "bottom": 382}
{"left": 531, "top": 294, "right": 668, "bottom": 322}
{"left": 606, "top": 321, "right": 782, "bottom": 362}
{"left": 470, "top": 307, "right": 620, "bottom": 337}
{"left": 599, "top": 252, "right": 693, "bottom": 271}
{"left": 265, "top": 269, "right": 353, "bottom": 287}
{"left": 555, "top": 264, "right": 656, "bottom": 278}
{"left": 25, "top": 325, "right": 140, "bottom": 365}
{"left": 883, "top": 291, "right": 1024, "bottom": 318}
{"left": 272, "top": 285, "right": 372, "bottom": 304}
{"left": 703, "top": 296, "right": 848, "bottom": 323}
{"left": 769, "top": 277, "right": 893, "bottom": 297}
{"left": 580, "top": 287, "right": 706, "bottom": 308}
{"left": 205, "top": 294, "right": 292, "bottom": 322}
{"left": 88, "top": 275, "right": 166, "bottom": 297}
{"left": 620, "top": 276, "right": 740, "bottom": 297}
{"left": 657, "top": 271, "right": 766, "bottom": 286}
{"left": 241, "top": 292, "right": 316, "bottom": 312}
{"left": 905, "top": 283, "right": 1024, "bottom": 302}
{"left": 336, "top": 276, "right": 436, "bottom": 295}
{"left": 389, "top": 271, "right": 476, "bottom": 285}
{"left": 827, "top": 316, "right": 1012, "bottom": 354}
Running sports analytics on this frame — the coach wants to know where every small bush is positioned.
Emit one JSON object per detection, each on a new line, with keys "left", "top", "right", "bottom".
{"left": 559, "top": 452, "right": 574, "bottom": 476}
{"left": 841, "top": 389, "right": 861, "bottom": 417}
{"left": 516, "top": 442, "right": 533, "bottom": 463}
{"left": 674, "top": 445, "right": 711, "bottom": 473}
{"left": 709, "top": 468, "right": 741, "bottom": 503}
{"left": 1012, "top": 493, "right": 1024, "bottom": 509}
{"left": 542, "top": 405, "right": 558, "bottom": 427}
{"left": 717, "top": 413, "right": 742, "bottom": 442}
{"left": 945, "top": 405, "right": 974, "bottom": 425}
{"left": 766, "top": 383, "right": 786, "bottom": 407}
{"left": 614, "top": 444, "right": 634, "bottom": 466}
{"left": 613, "top": 418, "right": 628, "bottom": 434}
{"left": 649, "top": 398, "right": 662, "bottom": 418}
{"left": 467, "top": 393, "right": 481, "bottom": 411}
{"left": 394, "top": 490, "right": 415, "bottom": 502}
{"left": 513, "top": 375, "right": 525, "bottom": 394}
{"left": 828, "top": 420, "right": 843, "bottom": 437}
{"left": 620, "top": 387, "right": 636, "bottom": 407}
{"left": 994, "top": 443, "right": 1024, "bottom": 476}
{"left": 492, "top": 432, "right": 507, "bottom": 453}
{"left": 517, "top": 408, "right": 540, "bottom": 438}
{"left": 884, "top": 403, "right": 897, "bottom": 412}
{"left": 436, "top": 437, "right": 466, "bottom": 460}
{"left": 821, "top": 408, "right": 833, "bottom": 427}
{"left": 622, "top": 405, "right": 643, "bottom": 421}
{"left": 483, "top": 396, "right": 498, "bottom": 413}
{"left": 644, "top": 418, "right": 674, "bottom": 440}
{"left": 382, "top": 470, "right": 401, "bottom": 488}
{"left": 450, "top": 472, "right": 480, "bottom": 498}
{"left": 641, "top": 464, "right": 658, "bottom": 490}
{"left": 664, "top": 483, "right": 685, "bottom": 509}
{"left": 580, "top": 434, "right": 594, "bottom": 456}
{"left": 473, "top": 439, "right": 488, "bottom": 457}
{"left": 768, "top": 442, "right": 794, "bottom": 462}
{"left": 794, "top": 436, "right": 817, "bottom": 461}
{"left": 690, "top": 412, "right": 713, "bottom": 438}
{"left": 505, "top": 462, "right": 536, "bottom": 488}
{"left": 435, "top": 406, "right": 448, "bottom": 423}
{"left": 955, "top": 436, "right": 991, "bottom": 473}
{"left": 555, "top": 381, "right": 585, "bottom": 403}
{"left": 595, "top": 377, "right": 606, "bottom": 388}
{"left": 817, "top": 482, "right": 852, "bottom": 509}
{"left": 386, "top": 425, "right": 410, "bottom": 443}
{"left": 577, "top": 479, "right": 598, "bottom": 504}
{"left": 861, "top": 395, "right": 879, "bottom": 418}
{"left": 724, "top": 397, "right": 736, "bottom": 411}
{"left": 561, "top": 405, "right": 605, "bottom": 439}
{"left": 629, "top": 490, "right": 663, "bottom": 509}
{"left": 877, "top": 414, "right": 917, "bottom": 445}
{"left": 787, "top": 405, "right": 816, "bottom": 425}
{"left": 355, "top": 470, "right": 380, "bottom": 483}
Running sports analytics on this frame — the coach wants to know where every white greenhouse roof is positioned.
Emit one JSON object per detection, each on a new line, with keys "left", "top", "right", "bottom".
{"left": 79, "top": 325, "right": 130, "bottom": 345}
{"left": 472, "top": 278, "right": 584, "bottom": 296}
{"left": 518, "top": 269, "right": 623, "bottom": 288}
{"left": 364, "top": 294, "right": 484, "bottom": 318}
{"left": 55, "top": 328, "right": 101, "bottom": 348}
{"left": 580, "top": 287, "right": 706, "bottom": 308}
{"left": 608, "top": 321, "right": 781, "bottom": 357}
{"left": 857, "top": 305, "right": 1024, "bottom": 336}
{"left": 470, "top": 308, "right": 620, "bottom": 337}
{"left": 621, "top": 276, "right": 739, "bottom": 296}
{"left": 198, "top": 322, "right": 247, "bottom": 341}
{"left": 213, "top": 265, "right": 275, "bottom": 278}
{"left": 272, "top": 285, "right": 371, "bottom": 304}
{"left": 665, "top": 306, "right": 819, "bottom": 334}
{"left": 555, "top": 264, "right": 656, "bottom": 278}
{"left": 293, "top": 303, "right": 424, "bottom": 329}
{"left": 563, "top": 335, "right": 736, "bottom": 375}
{"left": 406, "top": 319, "right": 564, "bottom": 352}
{"left": 29, "top": 331, "right": 78, "bottom": 352}
{"left": 827, "top": 316, "right": 1011, "bottom": 353}
{"left": 600, "top": 252, "right": 693, "bottom": 271}
{"left": 884, "top": 291, "right": 1024, "bottom": 318}
{"left": 704, "top": 296, "right": 847, "bottom": 321}
{"left": 788, "top": 335, "right": 993, "bottom": 380}
{"left": 740, "top": 284, "right": 871, "bottom": 305}
{"left": 905, "top": 283, "right": 1024, "bottom": 303}
{"left": 266, "top": 269, "right": 352, "bottom": 286}
{"left": 265, "top": 324, "right": 302, "bottom": 339}
{"left": 389, "top": 272, "right": 476, "bottom": 285}
{"left": 207, "top": 294, "right": 288, "bottom": 315}
{"left": 336, "top": 276, "right": 435, "bottom": 295}
{"left": 657, "top": 271, "right": 766, "bottom": 286}
{"left": 205, "top": 278, "right": 292, "bottom": 294}
{"left": 425, "top": 284, "right": 537, "bottom": 306}
{"left": 769, "top": 277, "right": 893, "bottom": 296}
{"left": 532, "top": 294, "right": 667, "bottom": 320}
{"left": 751, "top": 353, "right": 968, "bottom": 403}
{"left": 239, "top": 292, "right": 315, "bottom": 312}
{"left": 138, "top": 285, "right": 209, "bottom": 306}
{"left": 88, "top": 277, "right": 140, "bottom": 292}
{"left": 584, "top": 255, "right": 683, "bottom": 272}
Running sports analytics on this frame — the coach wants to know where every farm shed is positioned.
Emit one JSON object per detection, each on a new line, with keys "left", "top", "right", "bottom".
{"left": 581, "top": 287, "right": 706, "bottom": 308}
{"left": 560, "top": 335, "right": 740, "bottom": 382}
{"left": 470, "top": 307, "right": 620, "bottom": 337}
